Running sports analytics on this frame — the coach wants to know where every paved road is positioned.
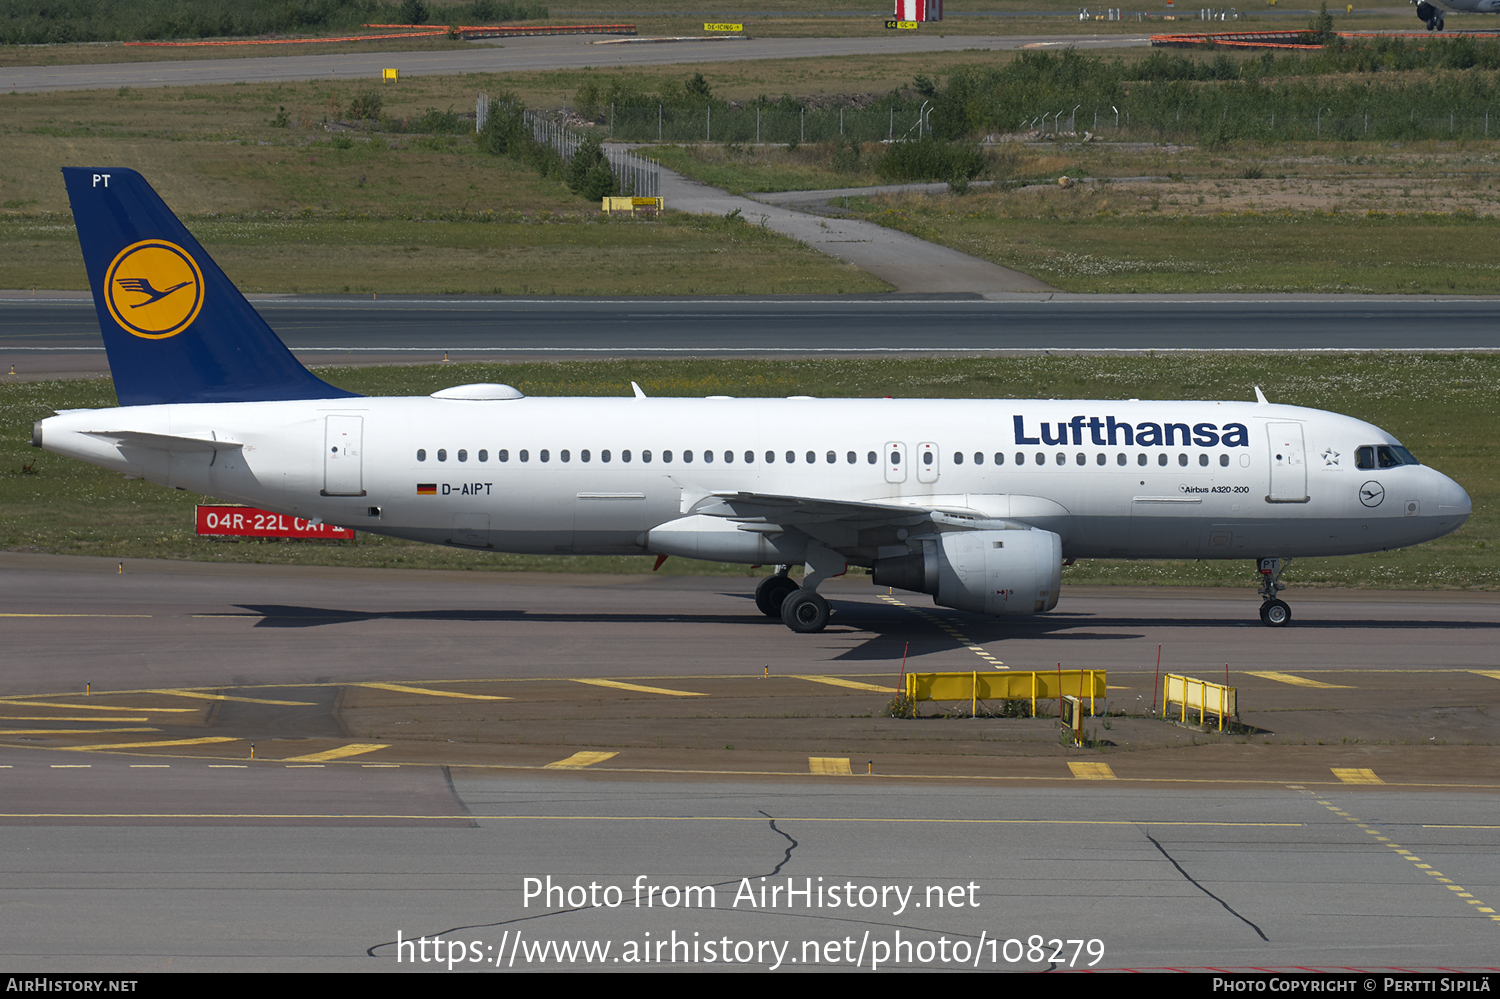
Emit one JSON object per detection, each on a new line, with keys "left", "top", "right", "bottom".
{"left": 3, "top": 556, "right": 1498, "bottom": 970}
{"left": 2, "top": 33, "right": 1153, "bottom": 94}
{"left": 5, "top": 296, "right": 1500, "bottom": 379}
{"left": 4, "top": 766, "right": 1497, "bottom": 971}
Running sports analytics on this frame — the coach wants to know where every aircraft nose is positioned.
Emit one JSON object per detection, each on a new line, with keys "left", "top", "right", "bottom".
{"left": 1430, "top": 469, "right": 1471, "bottom": 516}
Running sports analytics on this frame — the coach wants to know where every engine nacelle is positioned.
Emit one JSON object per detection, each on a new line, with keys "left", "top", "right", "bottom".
{"left": 873, "top": 529, "right": 1062, "bottom": 616}
{"left": 643, "top": 514, "right": 808, "bottom": 564}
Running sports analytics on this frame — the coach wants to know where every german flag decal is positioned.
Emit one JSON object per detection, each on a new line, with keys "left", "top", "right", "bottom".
{"left": 417, "top": 483, "right": 437, "bottom": 495}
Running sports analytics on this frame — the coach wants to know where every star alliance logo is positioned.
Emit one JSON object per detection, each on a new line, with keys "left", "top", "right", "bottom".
{"left": 1322, "top": 448, "right": 1340, "bottom": 466}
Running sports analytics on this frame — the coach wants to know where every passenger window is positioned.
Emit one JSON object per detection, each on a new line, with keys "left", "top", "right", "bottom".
{"left": 766, "top": 451, "right": 776, "bottom": 464}
{"left": 520, "top": 449, "right": 529, "bottom": 462}
{"left": 498, "top": 449, "right": 509, "bottom": 462}
{"left": 560, "top": 450, "right": 570, "bottom": 462}
{"left": 846, "top": 451, "right": 856, "bottom": 464}
{"left": 1138, "top": 454, "right": 1147, "bottom": 466}
{"left": 995, "top": 453, "right": 1005, "bottom": 466}
{"left": 1055, "top": 453, "right": 1066, "bottom": 466}
{"left": 806, "top": 451, "right": 816, "bottom": 464}
{"left": 581, "top": 450, "right": 590, "bottom": 462}
{"left": 1033, "top": 453, "right": 1044, "bottom": 466}
{"left": 602, "top": 450, "right": 611, "bottom": 462}
{"left": 1096, "top": 453, "right": 1106, "bottom": 466}
{"left": 1199, "top": 454, "right": 1209, "bottom": 467}
{"left": 478, "top": 450, "right": 487, "bottom": 462}
{"left": 1157, "top": 454, "right": 1167, "bottom": 467}
{"left": 923, "top": 451, "right": 934, "bottom": 466}
{"left": 683, "top": 450, "right": 693, "bottom": 463}
{"left": 1117, "top": 454, "right": 1126, "bottom": 466}
{"left": 437, "top": 449, "right": 447, "bottom": 462}
{"left": 867, "top": 451, "right": 877, "bottom": 464}
{"left": 1177, "top": 453, "right": 1187, "bottom": 467}
{"left": 746, "top": 451, "right": 755, "bottom": 464}
{"left": 974, "top": 452, "right": 984, "bottom": 465}
{"left": 787, "top": 451, "right": 796, "bottom": 464}
{"left": 1076, "top": 453, "right": 1086, "bottom": 466}
{"left": 890, "top": 451, "right": 901, "bottom": 465}
{"left": 1017, "top": 453, "right": 1026, "bottom": 465}
{"left": 724, "top": 451, "right": 733, "bottom": 463}
{"left": 458, "top": 449, "right": 467, "bottom": 462}
{"left": 1219, "top": 454, "right": 1229, "bottom": 467}
{"left": 639, "top": 450, "right": 648, "bottom": 463}
{"left": 417, "top": 449, "right": 426, "bottom": 461}
{"left": 826, "top": 451, "right": 836, "bottom": 464}
{"left": 953, "top": 452, "right": 964, "bottom": 465}
{"left": 663, "top": 450, "right": 673, "bottom": 463}
{"left": 541, "top": 450, "right": 550, "bottom": 463}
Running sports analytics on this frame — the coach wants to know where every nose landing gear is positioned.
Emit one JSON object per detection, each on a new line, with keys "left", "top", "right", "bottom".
{"left": 1256, "top": 557, "right": 1292, "bottom": 627}
{"left": 1414, "top": 1, "right": 1444, "bottom": 30}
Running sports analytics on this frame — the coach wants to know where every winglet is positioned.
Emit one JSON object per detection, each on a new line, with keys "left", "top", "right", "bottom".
{"left": 61, "top": 167, "right": 357, "bottom": 407}
{"left": 631, "top": 381, "right": 647, "bottom": 399}
{"left": 1254, "top": 385, "right": 1269, "bottom": 405}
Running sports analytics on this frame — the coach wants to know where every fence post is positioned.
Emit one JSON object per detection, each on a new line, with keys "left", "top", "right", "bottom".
{"left": 756, "top": 103, "right": 760, "bottom": 143}
{"left": 658, "top": 102, "right": 662, "bottom": 141}
{"left": 706, "top": 104, "right": 711, "bottom": 142}
{"left": 801, "top": 107, "right": 805, "bottom": 144}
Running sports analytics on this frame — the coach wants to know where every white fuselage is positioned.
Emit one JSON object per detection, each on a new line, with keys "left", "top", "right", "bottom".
{"left": 37, "top": 394, "right": 1470, "bottom": 565}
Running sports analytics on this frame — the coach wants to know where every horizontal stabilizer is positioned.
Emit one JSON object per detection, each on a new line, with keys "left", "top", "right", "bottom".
{"left": 84, "top": 430, "right": 243, "bottom": 453}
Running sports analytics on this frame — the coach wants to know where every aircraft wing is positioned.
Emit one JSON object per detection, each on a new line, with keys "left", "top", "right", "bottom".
{"left": 684, "top": 490, "right": 1065, "bottom": 556}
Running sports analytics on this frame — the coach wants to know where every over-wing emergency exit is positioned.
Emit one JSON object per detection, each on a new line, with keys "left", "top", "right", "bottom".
{"left": 34, "top": 168, "right": 1472, "bottom": 632}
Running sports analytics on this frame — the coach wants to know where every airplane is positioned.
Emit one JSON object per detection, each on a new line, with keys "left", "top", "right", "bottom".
{"left": 32, "top": 168, "right": 1473, "bottom": 633}
{"left": 1411, "top": 0, "right": 1499, "bottom": 31}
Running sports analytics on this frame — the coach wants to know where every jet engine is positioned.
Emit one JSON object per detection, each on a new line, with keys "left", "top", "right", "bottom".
{"left": 873, "top": 529, "right": 1062, "bottom": 616}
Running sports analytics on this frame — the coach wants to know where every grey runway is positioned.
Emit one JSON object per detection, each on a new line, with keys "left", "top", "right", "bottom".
{"left": 1, "top": 33, "right": 1152, "bottom": 94}
{"left": 0, "top": 770, "right": 1495, "bottom": 971}
{"left": 4, "top": 552, "right": 1499, "bottom": 694}
{"left": 6, "top": 297, "right": 1500, "bottom": 377}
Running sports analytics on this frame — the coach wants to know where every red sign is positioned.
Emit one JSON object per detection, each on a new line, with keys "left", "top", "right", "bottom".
{"left": 196, "top": 505, "right": 355, "bottom": 540}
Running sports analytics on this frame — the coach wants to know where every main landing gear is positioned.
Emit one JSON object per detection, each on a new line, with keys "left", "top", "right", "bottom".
{"left": 1256, "top": 557, "right": 1292, "bottom": 627}
{"left": 756, "top": 566, "right": 833, "bottom": 634}
{"left": 1414, "top": 2, "right": 1444, "bottom": 30}
{"left": 755, "top": 545, "right": 847, "bottom": 634}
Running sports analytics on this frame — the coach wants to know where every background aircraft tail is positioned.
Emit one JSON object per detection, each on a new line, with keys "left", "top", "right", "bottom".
{"left": 62, "top": 167, "right": 357, "bottom": 406}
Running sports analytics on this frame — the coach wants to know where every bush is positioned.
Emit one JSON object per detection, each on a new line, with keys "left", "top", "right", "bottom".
{"left": 347, "top": 91, "right": 383, "bottom": 121}
{"left": 398, "top": 0, "right": 430, "bottom": 25}
{"left": 876, "top": 138, "right": 985, "bottom": 184}
{"left": 566, "top": 135, "right": 617, "bottom": 200}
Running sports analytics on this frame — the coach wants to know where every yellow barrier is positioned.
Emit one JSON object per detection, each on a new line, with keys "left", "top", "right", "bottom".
{"left": 1162, "top": 673, "right": 1237, "bottom": 731}
{"left": 602, "top": 196, "right": 664, "bottom": 214}
{"left": 382, "top": 68, "right": 399, "bottom": 82}
{"left": 905, "top": 670, "right": 1105, "bottom": 717}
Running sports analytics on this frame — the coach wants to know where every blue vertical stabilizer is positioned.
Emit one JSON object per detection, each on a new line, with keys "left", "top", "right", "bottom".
{"left": 62, "top": 167, "right": 359, "bottom": 406}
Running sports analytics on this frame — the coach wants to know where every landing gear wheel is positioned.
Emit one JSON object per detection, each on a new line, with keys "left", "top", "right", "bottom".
{"left": 755, "top": 575, "right": 800, "bottom": 617}
{"left": 1260, "top": 599, "right": 1291, "bottom": 627}
{"left": 781, "top": 590, "right": 830, "bottom": 633}
{"left": 1436, "top": 15, "right": 1445, "bottom": 29}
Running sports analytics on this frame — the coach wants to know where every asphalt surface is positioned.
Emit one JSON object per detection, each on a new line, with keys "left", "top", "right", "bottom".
{"left": 1, "top": 33, "right": 1155, "bottom": 94}
{"left": 3, "top": 555, "right": 1499, "bottom": 970}
{"left": 7, "top": 296, "right": 1500, "bottom": 379}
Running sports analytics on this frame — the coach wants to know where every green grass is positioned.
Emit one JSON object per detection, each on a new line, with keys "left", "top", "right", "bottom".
{"left": 847, "top": 193, "right": 1500, "bottom": 295}
{"left": 3, "top": 355, "right": 1494, "bottom": 590}
{"left": 0, "top": 211, "right": 886, "bottom": 295}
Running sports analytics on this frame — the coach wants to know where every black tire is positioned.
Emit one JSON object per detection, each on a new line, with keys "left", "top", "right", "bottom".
{"left": 1259, "top": 599, "right": 1291, "bottom": 627}
{"left": 781, "top": 590, "right": 830, "bottom": 633}
{"left": 755, "top": 575, "right": 800, "bottom": 617}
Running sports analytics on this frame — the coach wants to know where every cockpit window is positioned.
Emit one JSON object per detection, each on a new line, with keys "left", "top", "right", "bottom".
{"left": 1357, "top": 445, "right": 1419, "bottom": 469}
